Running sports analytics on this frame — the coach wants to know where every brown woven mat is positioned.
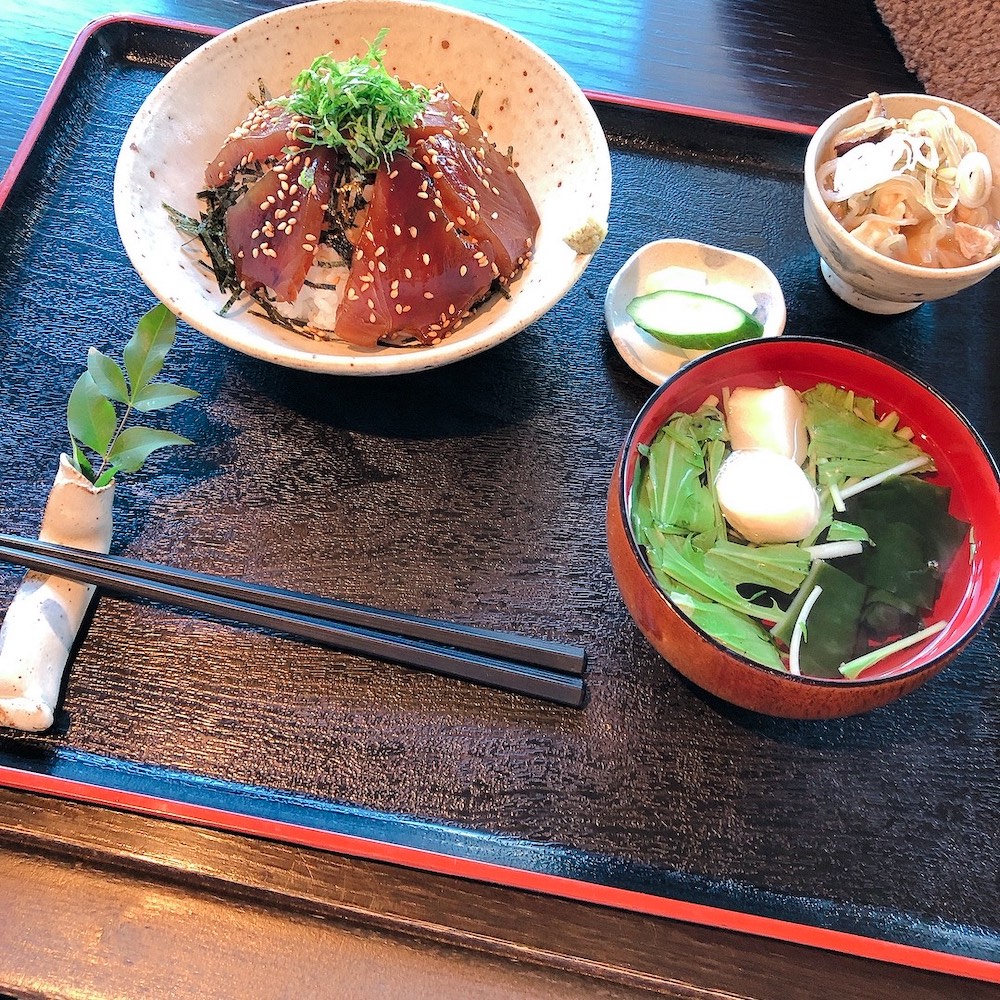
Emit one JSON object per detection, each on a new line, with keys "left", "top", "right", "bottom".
{"left": 875, "top": 0, "right": 1000, "bottom": 121}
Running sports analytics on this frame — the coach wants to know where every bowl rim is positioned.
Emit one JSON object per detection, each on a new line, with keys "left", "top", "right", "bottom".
{"left": 614, "top": 334, "right": 1000, "bottom": 689}
{"left": 803, "top": 91, "right": 1000, "bottom": 280}
{"left": 112, "top": 0, "right": 612, "bottom": 375}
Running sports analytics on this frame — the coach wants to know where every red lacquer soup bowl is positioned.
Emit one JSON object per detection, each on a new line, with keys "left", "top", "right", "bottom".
{"left": 607, "top": 337, "right": 1000, "bottom": 719}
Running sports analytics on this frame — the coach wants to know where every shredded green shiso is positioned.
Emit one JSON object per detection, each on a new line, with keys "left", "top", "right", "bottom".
{"left": 278, "top": 28, "right": 430, "bottom": 172}
{"left": 629, "top": 384, "right": 969, "bottom": 679}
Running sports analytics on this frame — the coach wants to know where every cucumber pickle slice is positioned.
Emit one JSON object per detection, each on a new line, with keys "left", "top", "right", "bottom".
{"left": 626, "top": 289, "right": 765, "bottom": 349}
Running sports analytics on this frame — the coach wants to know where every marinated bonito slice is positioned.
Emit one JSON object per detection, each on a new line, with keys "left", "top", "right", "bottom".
{"left": 335, "top": 150, "right": 498, "bottom": 347}
{"left": 407, "top": 86, "right": 488, "bottom": 146}
{"left": 204, "top": 101, "right": 310, "bottom": 188}
{"left": 415, "top": 130, "right": 539, "bottom": 282}
{"left": 225, "top": 148, "right": 335, "bottom": 303}
{"left": 408, "top": 87, "right": 539, "bottom": 281}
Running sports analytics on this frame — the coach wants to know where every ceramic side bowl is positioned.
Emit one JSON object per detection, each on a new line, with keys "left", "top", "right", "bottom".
{"left": 114, "top": 0, "right": 612, "bottom": 375}
{"left": 803, "top": 93, "right": 1000, "bottom": 314}
{"left": 607, "top": 337, "right": 1000, "bottom": 719}
{"left": 604, "top": 239, "right": 786, "bottom": 384}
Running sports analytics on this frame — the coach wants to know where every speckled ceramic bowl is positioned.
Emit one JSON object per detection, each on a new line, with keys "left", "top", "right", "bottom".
{"left": 803, "top": 93, "right": 1000, "bottom": 314}
{"left": 604, "top": 239, "right": 786, "bottom": 384}
{"left": 114, "top": 0, "right": 611, "bottom": 374}
{"left": 607, "top": 337, "right": 1000, "bottom": 719}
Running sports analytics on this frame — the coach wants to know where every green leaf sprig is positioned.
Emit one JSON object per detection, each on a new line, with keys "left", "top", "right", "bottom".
{"left": 279, "top": 28, "right": 430, "bottom": 172}
{"left": 67, "top": 304, "right": 198, "bottom": 488}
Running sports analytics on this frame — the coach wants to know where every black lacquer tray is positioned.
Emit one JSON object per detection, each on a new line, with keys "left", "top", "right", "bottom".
{"left": 0, "top": 15, "right": 997, "bottom": 982}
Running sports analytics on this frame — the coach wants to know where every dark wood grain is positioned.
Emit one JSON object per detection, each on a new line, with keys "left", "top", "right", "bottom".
{"left": 1, "top": 787, "right": 993, "bottom": 999}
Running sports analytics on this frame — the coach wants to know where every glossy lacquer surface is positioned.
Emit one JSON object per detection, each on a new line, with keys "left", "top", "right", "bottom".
{"left": 0, "top": 18, "right": 998, "bottom": 981}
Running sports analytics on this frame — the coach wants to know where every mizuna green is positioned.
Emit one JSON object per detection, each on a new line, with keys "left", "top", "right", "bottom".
{"left": 630, "top": 384, "right": 969, "bottom": 678}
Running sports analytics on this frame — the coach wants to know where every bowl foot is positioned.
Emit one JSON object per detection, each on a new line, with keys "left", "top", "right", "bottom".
{"left": 819, "top": 260, "right": 922, "bottom": 315}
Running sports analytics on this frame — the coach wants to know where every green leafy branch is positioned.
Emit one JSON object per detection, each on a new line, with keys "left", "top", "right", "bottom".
{"left": 67, "top": 303, "right": 199, "bottom": 488}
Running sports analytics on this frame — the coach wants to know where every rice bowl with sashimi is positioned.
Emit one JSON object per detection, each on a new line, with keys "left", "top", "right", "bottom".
{"left": 114, "top": 0, "right": 612, "bottom": 374}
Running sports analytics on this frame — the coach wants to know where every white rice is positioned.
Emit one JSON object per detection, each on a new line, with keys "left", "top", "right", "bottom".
{"left": 272, "top": 245, "right": 348, "bottom": 339}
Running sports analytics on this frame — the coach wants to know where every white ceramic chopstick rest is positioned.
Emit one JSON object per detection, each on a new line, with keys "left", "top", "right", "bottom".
{"left": 0, "top": 455, "right": 114, "bottom": 731}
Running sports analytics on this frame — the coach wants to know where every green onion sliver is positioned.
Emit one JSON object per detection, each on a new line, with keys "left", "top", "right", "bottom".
{"left": 839, "top": 620, "right": 948, "bottom": 680}
{"left": 805, "top": 540, "right": 864, "bottom": 561}
{"left": 839, "top": 455, "right": 931, "bottom": 501}
{"left": 789, "top": 584, "right": 823, "bottom": 676}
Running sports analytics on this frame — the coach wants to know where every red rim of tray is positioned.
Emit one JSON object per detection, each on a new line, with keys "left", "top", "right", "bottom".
{"left": 0, "top": 12, "right": 996, "bottom": 988}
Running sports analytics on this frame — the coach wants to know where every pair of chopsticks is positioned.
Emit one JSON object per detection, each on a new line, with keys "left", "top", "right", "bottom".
{"left": 0, "top": 534, "right": 586, "bottom": 707}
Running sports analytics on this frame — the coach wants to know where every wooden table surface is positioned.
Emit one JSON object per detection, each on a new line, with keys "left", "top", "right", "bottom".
{"left": 2, "top": 2, "right": 996, "bottom": 998}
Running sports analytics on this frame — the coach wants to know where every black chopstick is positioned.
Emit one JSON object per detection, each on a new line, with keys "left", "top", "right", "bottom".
{"left": 0, "top": 536, "right": 586, "bottom": 707}
{"left": 0, "top": 534, "right": 584, "bottom": 676}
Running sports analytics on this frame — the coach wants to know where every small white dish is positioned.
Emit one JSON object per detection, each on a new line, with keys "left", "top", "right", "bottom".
{"left": 604, "top": 239, "right": 786, "bottom": 384}
{"left": 114, "top": 0, "right": 612, "bottom": 375}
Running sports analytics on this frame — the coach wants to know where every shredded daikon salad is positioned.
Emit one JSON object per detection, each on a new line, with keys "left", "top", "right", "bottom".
{"left": 817, "top": 92, "right": 1000, "bottom": 267}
